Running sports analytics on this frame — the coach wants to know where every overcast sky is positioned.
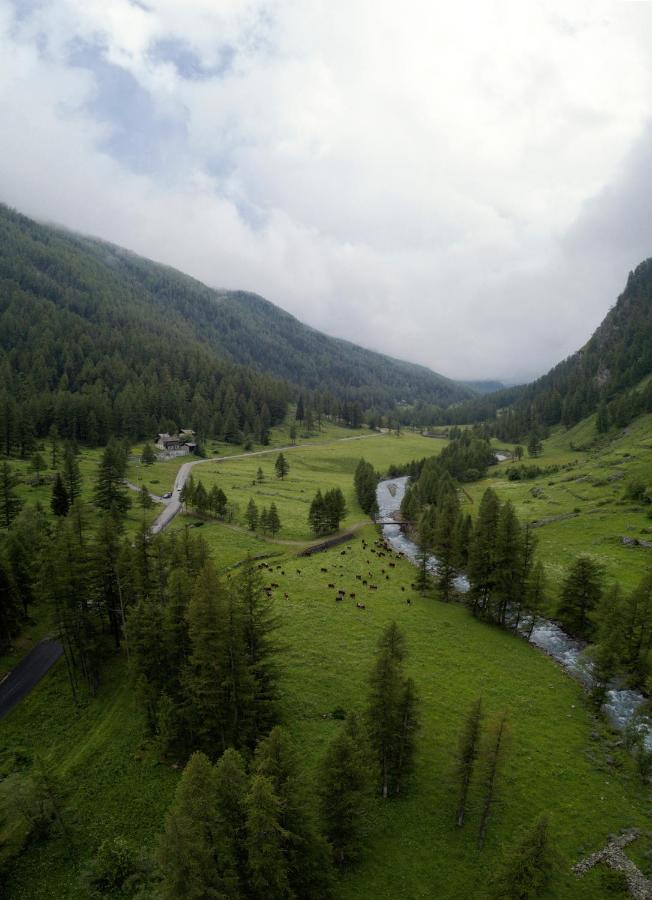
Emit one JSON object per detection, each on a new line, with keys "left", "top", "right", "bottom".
{"left": 2, "top": 1, "right": 652, "bottom": 382}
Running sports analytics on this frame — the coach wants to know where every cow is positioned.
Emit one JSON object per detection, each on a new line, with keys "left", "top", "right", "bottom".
{"left": 356, "top": 602, "right": 366, "bottom": 609}
{"left": 328, "top": 583, "right": 335, "bottom": 589}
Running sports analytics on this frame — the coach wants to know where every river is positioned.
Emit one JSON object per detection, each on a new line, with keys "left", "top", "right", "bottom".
{"left": 376, "top": 476, "right": 652, "bottom": 748}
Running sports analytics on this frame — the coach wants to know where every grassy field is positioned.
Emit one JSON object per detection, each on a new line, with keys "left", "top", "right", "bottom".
{"left": 2, "top": 424, "right": 651, "bottom": 898}
{"left": 475, "top": 412, "right": 652, "bottom": 593}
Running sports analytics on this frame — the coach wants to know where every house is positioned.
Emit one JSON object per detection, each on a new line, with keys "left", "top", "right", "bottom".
{"left": 155, "top": 430, "right": 197, "bottom": 454}
{"left": 156, "top": 433, "right": 181, "bottom": 451}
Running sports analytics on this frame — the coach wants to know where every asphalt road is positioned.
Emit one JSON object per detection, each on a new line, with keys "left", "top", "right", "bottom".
{"left": 0, "top": 638, "right": 63, "bottom": 719}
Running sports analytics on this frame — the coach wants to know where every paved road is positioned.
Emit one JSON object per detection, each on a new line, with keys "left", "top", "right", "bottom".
{"left": 150, "top": 433, "right": 381, "bottom": 536}
{"left": 0, "top": 638, "right": 63, "bottom": 719}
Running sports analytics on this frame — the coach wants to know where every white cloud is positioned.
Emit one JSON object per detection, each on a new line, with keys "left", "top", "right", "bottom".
{"left": 1, "top": 0, "right": 652, "bottom": 381}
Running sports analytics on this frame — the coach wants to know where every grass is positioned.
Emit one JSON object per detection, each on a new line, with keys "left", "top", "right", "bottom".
{"left": 2, "top": 423, "right": 651, "bottom": 897}
{"left": 478, "top": 412, "right": 652, "bottom": 593}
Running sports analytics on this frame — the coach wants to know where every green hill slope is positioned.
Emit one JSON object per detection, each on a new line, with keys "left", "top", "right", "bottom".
{"left": 450, "top": 259, "right": 652, "bottom": 436}
{"left": 0, "top": 203, "right": 471, "bottom": 450}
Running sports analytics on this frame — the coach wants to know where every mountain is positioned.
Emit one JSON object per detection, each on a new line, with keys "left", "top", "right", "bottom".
{"left": 0, "top": 203, "right": 472, "bottom": 450}
{"left": 459, "top": 379, "right": 506, "bottom": 395}
{"left": 449, "top": 258, "right": 652, "bottom": 438}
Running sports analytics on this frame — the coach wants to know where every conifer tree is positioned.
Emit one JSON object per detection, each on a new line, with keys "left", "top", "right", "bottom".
{"left": 62, "top": 443, "right": 82, "bottom": 503}
{"left": 51, "top": 473, "right": 70, "bottom": 517}
{"left": 158, "top": 752, "right": 233, "bottom": 900}
{"left": 193, "top": 480, "right": 208, "bottom": 514}
{"left": 214, "top": 748, "right": 250, "bottom": 888}
{"left": 141, "top": 442, "right": 156, "bottom": 465}
{"left": 184, "top": 562, "right": 229, "bottom": 753}
{"left": 295, "top": 395, "right": 305, "bottom": 422}
{"left": 434, "top": 493, "right": 460, "bottom": 601}
{"left": 454, "top": 698, "right": 483, "bottom": 827}
{"left": 94, "top": 441, "right": 131, "bottom": 517}
{"left": 493, "top": 500, "right": 523, "bottom": 626}
{"left": 268, "top": 502, "right": 281, "bottom": 537}
{"left": 256, "top": 466, "right": 264, "bottom": 483}
{"left": 319, "top": 713, "right": 372, "bottom": 864}
{"left": 0, "top": 461, "right": 22, "bottom": 528}
{"left": 467, "top": 488, "right": 500, "bottom": 617}
{"left": 259, "top": 507, "right": 269, "bottom": 534}
{"left": 245, "top": 775, "right": 289, "bottom": 900}
{"left": 525, "top": 561, "right": 547, "bottom": 640}
{"left": 254, "top": 726, "right": 333, "bottom": 898}
{"left": 236, "top": 556, "right": 280, "bottom": 741}
{"left": 557, "top": 556, "right": 603, "bottom": 639}
{"left": 246, "top": 498, "right": 259, "bottom": 531}
{"left": 274, "top": 452, "right": 289, "bottom": 480}
{"left": 366, "top": 622, "right": 420, "bottom": 798}
{"left": 490, "top": 814, "right": 557, "bottom": 898}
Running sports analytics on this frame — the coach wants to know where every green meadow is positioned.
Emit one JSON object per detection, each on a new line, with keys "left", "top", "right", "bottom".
{"left": 477, "top": 412, "right": 652, "bottom": 592}
{"left": 2, "top": 425, "right": 651, "bottom": 898}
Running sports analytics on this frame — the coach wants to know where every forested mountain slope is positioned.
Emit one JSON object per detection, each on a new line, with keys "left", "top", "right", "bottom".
{"left": 0, "top": 203, "right": 471, "bottom": 452}
{"left": 448, "top": 259, "right": 652, "bottom": 437}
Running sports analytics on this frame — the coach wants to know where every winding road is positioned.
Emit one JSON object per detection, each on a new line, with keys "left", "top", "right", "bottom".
{"left": 0, "top": 639, "right": 63, "bottom": 720}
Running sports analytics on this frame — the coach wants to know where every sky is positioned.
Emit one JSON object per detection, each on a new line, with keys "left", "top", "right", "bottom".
{"left": 2, "top": 1, "right": 652, "bottom": 383}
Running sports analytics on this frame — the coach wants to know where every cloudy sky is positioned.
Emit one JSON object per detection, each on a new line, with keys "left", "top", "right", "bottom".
{"left": 2, "top": 1, "right": 652, "bottom": 382}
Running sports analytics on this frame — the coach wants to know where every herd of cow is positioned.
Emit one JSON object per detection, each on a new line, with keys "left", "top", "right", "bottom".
{"left": 257, "top": 536, "right": 417, "bottom": 610}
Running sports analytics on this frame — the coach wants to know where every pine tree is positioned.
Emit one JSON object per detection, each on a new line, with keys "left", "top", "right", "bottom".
{"left": 492, "top": 500, "right": 523, "bottom": 626}
{"left": 245, "top": 775, "right": 289, "bottom": 900}
{"left": 214, "top": 748, "right": 250, "bottom": 889}
{"left": 319, "top": 713, "right": 372, "bottom": 864}
{"left": 256, "top": 466, "right": 264, "bottom": 483}
{"left": 467, "top": 488, "right": 500, "bottom": 617}
{"left": 158, "top": 752, "right": 233, "bottom": 900}
{"left": 259, "top": 507, "right": 269, "bottom": 534}
{"left": 525, "top": 561, "right": 547, "bottom": 640}
{"left": 139, "top": 485, "right": 153, "bottom": 509}
{"left": 194, "top": 481, "right": 208, "bottom": 514}
{"left": 62, "top": 443, "right": 82, "bottom": 503}
{"left": 141, "top": 442, "right": 156, "bottom": 465}
{"left": 490, "top": 814, "right": 557, "bottom": 898}
{"left": 236, "top": 556, "right": 280, "bottom": 741}
{"left": 246, "top": 498, "right": 259, "bottom": 531}
{"left": 366, "top": 622, "right": 419, "bottom": 798}
{"left": 557, "top": 556, "right": 603, "bottom": 639}
{"left": 295, "top": 395, "right": 305, "bottom": 422}
{"left": 254, "top": 726, "right": 333, "bottom": 898}
{"left": 274, "top": 453, "right": 289, "bottom": 480}
{"left": 454, "top": 698, "right": 483, "bottom": 827}
{"left": 94, "top": 441, "right": 131, "bottom": 517}
{"left": 0, "top": 461, "right": 22, "bottom": 528}
{"left": 354, "top": 459, "right": 378, "bottom": 516}
{"left": 51, "top": 473, "right": 70, "bottom": 517}
{"left": 434, "top": 493, "right": 460, "bottom": 601}
{"left": 184, "top": 562, "right": 229, "bottom": 753}
{"left": 267, "top": 502, "right": 281, "bottom": 537}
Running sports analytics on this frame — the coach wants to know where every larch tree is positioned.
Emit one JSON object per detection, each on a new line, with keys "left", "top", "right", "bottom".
{"left": 319, "top": 713, "right": 372, "bottom": 864}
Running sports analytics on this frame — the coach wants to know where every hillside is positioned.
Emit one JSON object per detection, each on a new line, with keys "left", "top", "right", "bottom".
{"left": 0, "top": 204, "right": 471, "bottom": 449}
{"left": 449, "top": 259, "right": 652, "bottom": 436}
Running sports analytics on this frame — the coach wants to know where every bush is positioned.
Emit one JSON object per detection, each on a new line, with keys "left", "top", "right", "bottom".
{"left": 80, "top": 836, "right": 150, "bottom": 897}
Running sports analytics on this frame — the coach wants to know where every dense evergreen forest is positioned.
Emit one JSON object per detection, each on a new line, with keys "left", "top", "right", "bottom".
{"left": 0, "top": 204, "right": 472, "bottom": 455}
{"left": 436, "top": 259, "right": 652, "bottom": 439}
